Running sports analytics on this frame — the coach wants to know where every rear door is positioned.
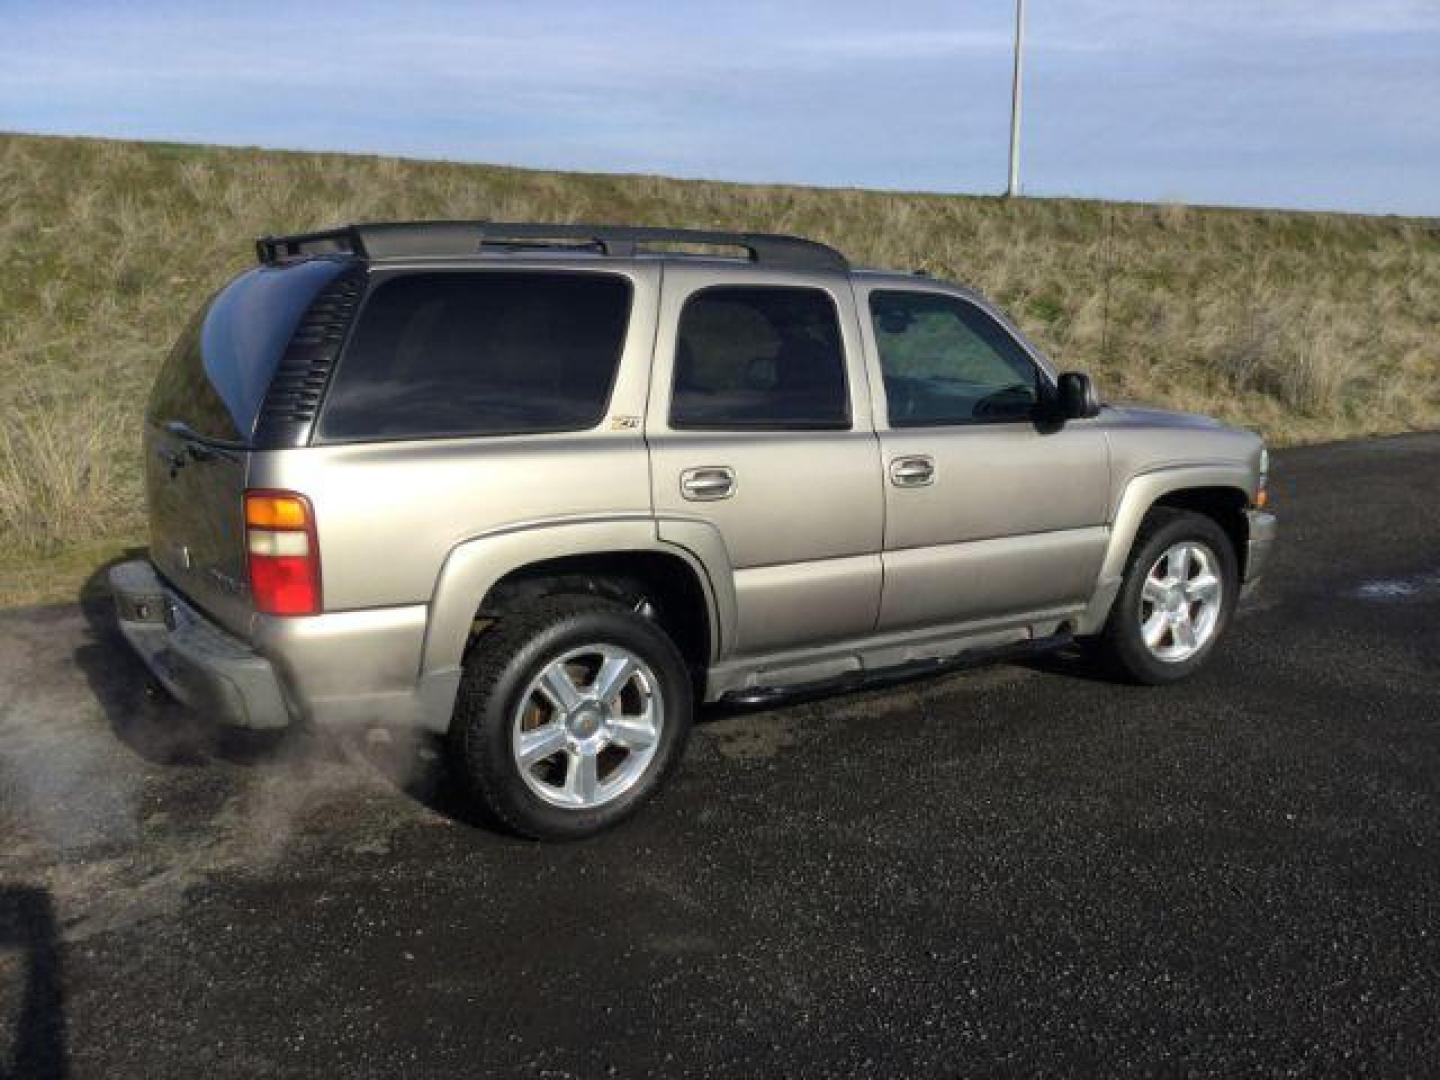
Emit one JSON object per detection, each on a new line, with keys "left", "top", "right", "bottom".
{"left": 647, "top": 265, "right": 884, "bottom": 658}
{"left": 145, "top": 258, "right": 355, "bottom": 635}
{"left": 858, "top": 284, "right": 1110, "bottom": 632}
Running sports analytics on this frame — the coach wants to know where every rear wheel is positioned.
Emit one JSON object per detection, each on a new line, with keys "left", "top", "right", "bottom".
{"left": 1092, "top": 508, "right": 1238, "bottom": 685}
{"left": 449, "top": 596, "right": 693, "bottom": 839}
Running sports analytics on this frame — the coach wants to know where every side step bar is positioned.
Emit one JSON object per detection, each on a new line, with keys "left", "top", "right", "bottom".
{"left": 718, "top": 630, "right": 1075, "bottom": 710}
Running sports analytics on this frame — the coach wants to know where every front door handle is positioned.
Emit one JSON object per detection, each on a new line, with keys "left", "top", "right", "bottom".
{"left": 680, "top": 466, "right": 736, "bottom": 501}
{"left": 889, "top": 455, "right": 935, "bottom": 487}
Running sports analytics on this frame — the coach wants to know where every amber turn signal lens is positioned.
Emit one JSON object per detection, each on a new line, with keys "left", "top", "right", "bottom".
{"left": 244, "top": 490, "right": 321, "bottom": 616}
{"left": 1254, "top": 488, "right": 1269, "bottom": 509}
{"left": 245, "top": 493, "right": 309, "bottom": 529}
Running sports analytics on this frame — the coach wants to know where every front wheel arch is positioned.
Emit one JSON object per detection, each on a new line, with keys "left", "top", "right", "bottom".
{"left": 1077, "top": 469, "right": 1254, "bottom": 635}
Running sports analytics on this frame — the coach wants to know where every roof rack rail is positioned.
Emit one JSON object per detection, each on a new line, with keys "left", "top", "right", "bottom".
{"left": 255, "top": 221, "right": 849, "bottom": 272}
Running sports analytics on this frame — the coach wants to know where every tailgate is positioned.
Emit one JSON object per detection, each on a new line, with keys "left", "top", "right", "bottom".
{"left": 143, "top": 257, "right": 357, "bottom": 637}
{"left": 145, "top": 423, "right": 253, "bottom": 637}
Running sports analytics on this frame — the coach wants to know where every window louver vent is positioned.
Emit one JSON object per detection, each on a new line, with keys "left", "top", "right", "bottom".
{"left": 253, "top": 268, "right": 366, "bottom": 447}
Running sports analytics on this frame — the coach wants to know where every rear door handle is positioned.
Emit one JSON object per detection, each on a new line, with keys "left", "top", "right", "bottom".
{"left": 889, "top": 455, "right": 935, "bottom": 487}
{"left": 680, "top": 466, "right": 736, "bottom": 501}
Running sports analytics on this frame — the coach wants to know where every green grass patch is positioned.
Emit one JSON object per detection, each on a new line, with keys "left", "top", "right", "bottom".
{"left": 1, "top": 131, "right": 1437, "bottom": 608}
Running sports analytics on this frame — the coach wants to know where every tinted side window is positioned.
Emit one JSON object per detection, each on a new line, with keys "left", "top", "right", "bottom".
{"left": 870, "top": 291, "right": 1040, "bottom": 427}
{"left": 149, "top": 259, "right": 349, "bottom": 442}
{"left": 670, "top": 286, "right": 849, "bottom": 430}
{"left": 319, "top": 272, "right": 631, "bottom": 442}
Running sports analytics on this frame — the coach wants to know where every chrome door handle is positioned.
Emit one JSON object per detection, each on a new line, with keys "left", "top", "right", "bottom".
{"left": 889, "top": 455, "right": 935, "bottom": 487}
{"left": 680, "top": 466, "right": 736, "bottom": 501}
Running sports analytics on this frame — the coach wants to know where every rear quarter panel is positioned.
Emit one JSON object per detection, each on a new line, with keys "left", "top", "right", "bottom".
{"left": 247, "top": 260, "right": 661, "bottom": 612}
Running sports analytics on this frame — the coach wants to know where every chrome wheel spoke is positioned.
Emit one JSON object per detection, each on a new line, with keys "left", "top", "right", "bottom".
{"left": 1141, "top": 610, "right": 1169, "bottom": 648}
{"left": 1172, "top": 613, "right": 1197, "bottom": 650}
{"left": 608, "top": 716, "right": 658, "bottom": 752}
{"left": 1185, "top": 573, "right": 1220, "bottom": 604}
{"left": 593, "top": 651, "right": 637, "bottom": 704}
{"left": 1142, "top": 576, "right": 1168, "bottom": 604}
{"left": 564, "top": 748, "right": 600, "bottom": 804}
{"left": 1168, "top": 544, "right": 1191, "bottom": 585}
{"left": 516, "top": 722, "right": 568, "bottom": 767}
{"left": 538, "top": 663, "right": 583, "bottom": 713}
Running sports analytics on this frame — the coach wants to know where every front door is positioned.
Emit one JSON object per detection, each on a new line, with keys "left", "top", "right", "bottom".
{"left": 857, "top": 285, "right": 1110, "bottom": 632}
{"left": 647, "top": 266, "right": 884, "bottom": 658}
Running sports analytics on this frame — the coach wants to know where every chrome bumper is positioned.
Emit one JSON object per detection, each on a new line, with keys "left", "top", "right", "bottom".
{"left": 110, "top": 560, "right": 291, "bottom": 730}
{"left": 1241, "top": 509, "right": 1278, "bottom": 600}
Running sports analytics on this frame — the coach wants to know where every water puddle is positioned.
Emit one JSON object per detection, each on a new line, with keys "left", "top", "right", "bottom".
{"left": 1350, "top": 570, "right": 1440, "bottom": 602}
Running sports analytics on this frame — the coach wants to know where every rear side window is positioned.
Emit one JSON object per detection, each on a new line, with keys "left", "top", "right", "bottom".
{"left": 670, "top": 286, "right": 849, "bottom": 430}
{"left": 149, "top": 259, "right": 350, "bottom": 442}
{"left": 319, "top": 272, "right": 632, "bottom": 442}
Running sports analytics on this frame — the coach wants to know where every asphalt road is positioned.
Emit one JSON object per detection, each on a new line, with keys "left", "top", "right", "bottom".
{"left": 2, "top": 433, "right": 1439, "bottom": 1078}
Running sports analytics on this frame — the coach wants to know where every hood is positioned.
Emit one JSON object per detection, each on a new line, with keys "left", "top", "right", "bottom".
{"left": 1101, "top": 403, "right": 1231, "bottom": 433}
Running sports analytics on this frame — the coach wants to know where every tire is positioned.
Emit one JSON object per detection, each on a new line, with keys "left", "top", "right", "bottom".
{"left": 1090, "top": 507, "right": 1239, "bottom": 685}
{"left": 449, "top": 595, "right": 693, "bottom": 840}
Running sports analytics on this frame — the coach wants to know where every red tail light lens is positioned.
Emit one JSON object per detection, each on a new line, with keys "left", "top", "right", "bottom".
{"left": 244, "top": 490, "right": 320, "bottom": 616}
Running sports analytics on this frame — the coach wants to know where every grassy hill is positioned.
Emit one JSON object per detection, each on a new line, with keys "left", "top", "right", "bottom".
{"left": 1, "top": 131, "right": 1437, "bottom": 604}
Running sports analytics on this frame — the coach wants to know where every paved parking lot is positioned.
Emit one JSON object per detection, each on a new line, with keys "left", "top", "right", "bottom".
{"left": 2, "top": 433, "right": 1438, "bottom": 1077}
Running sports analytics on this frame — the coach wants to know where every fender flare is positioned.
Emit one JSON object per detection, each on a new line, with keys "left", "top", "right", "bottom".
{"left": 418, "top": 515, "right": 737, "bottom": 680}
{"left": 1075, "top": 462, "right": 1255, "bottom": 634}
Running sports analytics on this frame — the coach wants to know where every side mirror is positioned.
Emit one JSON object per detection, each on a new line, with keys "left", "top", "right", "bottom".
{"left": 1056, "top": 372, "right": 1101, "bottom": 420}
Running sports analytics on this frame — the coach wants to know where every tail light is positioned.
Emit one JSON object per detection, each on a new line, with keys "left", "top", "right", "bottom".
{"left": 244, "top": 490, "right": 320, "bottom": 615}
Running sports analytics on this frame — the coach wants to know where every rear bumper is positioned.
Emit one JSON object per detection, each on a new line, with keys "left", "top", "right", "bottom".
{"left": 110, "top": 559, "right": 457, "bottom": 733}
{"left": 110, "top": 560, "right": 292, "bottom": 729}
{"left": 1242, "top": 509, "right": 1278, "bottom": 599}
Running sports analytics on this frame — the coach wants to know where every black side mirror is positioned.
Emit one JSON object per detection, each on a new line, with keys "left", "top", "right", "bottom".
{"left": 1056, "top": 372, "right": 1101, "bottom": 420}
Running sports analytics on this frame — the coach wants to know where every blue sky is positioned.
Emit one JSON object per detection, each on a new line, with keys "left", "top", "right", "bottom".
{"left": 2, "top": 0, "right": 1437, "bottom": 215}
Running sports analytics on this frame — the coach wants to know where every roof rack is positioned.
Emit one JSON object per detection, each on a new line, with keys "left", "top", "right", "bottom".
{"left": 255, "top": 221, "right": 849, "bottom": 272}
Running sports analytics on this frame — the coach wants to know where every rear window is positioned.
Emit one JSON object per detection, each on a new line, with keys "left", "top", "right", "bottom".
{"left": 318, "top": 272, "right": 632, "bottom": 442}
{"left": 149, "top": 259, "right": 350, "bottom": 442}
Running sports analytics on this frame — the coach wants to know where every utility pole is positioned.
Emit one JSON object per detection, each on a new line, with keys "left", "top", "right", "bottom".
{"left": 1006, "top": 0, "right": 1026, "bottom": 198}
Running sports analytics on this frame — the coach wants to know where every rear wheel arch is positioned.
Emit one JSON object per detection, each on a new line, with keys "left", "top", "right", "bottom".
{"left": 421, "top": 521, "right": 725, "bottom": 682}
{"left": 474, "top": 550, "right": 714, "bottom": 677}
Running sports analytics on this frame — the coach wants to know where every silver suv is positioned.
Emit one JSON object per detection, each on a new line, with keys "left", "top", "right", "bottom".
{"left": 112, "top": 221, "right": 1277, "bottom": 838}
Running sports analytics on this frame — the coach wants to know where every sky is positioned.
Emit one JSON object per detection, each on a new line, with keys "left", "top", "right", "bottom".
{"left": 2, "top": 0, "right": 1437, "bottom": 216}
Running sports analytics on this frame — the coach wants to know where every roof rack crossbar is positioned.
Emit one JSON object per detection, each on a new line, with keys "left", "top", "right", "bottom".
{"left": 255, "top": 221, "right": 848, "bottom": 272}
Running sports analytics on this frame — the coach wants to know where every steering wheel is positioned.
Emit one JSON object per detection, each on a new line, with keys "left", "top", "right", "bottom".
{"left": 972, "top": 383, "right": 1035, "bottom": 420}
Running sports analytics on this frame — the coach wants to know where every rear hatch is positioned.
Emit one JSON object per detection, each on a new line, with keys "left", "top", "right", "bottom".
{"left": 145, "top": 257, "right": 359, "bottom": 636}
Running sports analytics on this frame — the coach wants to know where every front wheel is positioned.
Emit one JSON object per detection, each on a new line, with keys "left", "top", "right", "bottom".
{"left": 1090, "top": 508, "right": 1239, "bottom": 685}
{"left": 449, "top": 596, "right": 694, "bottom": 840}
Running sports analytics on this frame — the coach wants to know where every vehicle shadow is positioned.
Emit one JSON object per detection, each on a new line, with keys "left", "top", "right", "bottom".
{"left": 0, "top": 887, "right": 66, "bottom": 1080}
{"left": 1013, "top": 643, "right": 1125, "bottom": 685}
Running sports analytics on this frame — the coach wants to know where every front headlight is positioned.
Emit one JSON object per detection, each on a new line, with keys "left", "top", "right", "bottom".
{"left": 1256, "top": 446, "right": 1270, "bottom": 508}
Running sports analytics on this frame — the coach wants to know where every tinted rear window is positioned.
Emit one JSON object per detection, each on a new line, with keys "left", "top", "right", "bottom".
{"left": 148, "top": 259, "right": 350, "bottom": 442}
{"left": 318, "top": 272, "right": 632, "bottom": 442}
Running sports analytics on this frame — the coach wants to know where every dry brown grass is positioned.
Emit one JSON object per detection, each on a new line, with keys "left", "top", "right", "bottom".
{"left": 1, "top": 131, "right": 1437, "bottom": 604}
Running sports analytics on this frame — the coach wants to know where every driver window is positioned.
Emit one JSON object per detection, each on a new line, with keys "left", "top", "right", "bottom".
{"left": 869, "top": 290, "right": 1040, "bottom": 427}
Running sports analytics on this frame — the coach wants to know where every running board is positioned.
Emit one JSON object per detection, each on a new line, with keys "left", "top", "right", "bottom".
{"left": 718, "top": 630, "right": 1074, "bottom": 709}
